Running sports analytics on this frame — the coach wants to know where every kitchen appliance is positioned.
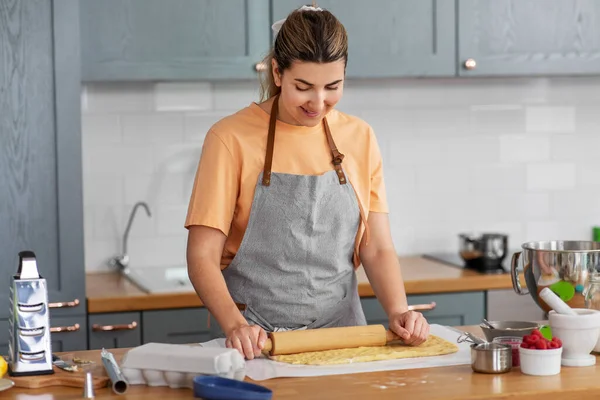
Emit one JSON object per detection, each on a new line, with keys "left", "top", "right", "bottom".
{"left": 423, "top": 252, "right": 511, "bottom": 274}
{"left": 8, "top": 251, "right": 53, "bottom": 376}
{"left": 511, "top": 241, "right": 600, "bottom": 313}
{"left": 459, "top": 233, "right": 508, "bottom": 271}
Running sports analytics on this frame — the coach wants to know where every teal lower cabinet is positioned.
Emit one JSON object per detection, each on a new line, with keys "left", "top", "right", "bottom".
{"left": 0, "top": 320, "right": 7, "bottom": 356}
{"left": 142, "top": 308, "right": 212, "bottom": 344}
{"left": 49, "top": 316, "right": 88, "bottom": 352}
{"left": 361, "top": 292, "right": 486, "bottom": 327}
{"left": 88, "top": 312, "right": 142, "bottom": 350}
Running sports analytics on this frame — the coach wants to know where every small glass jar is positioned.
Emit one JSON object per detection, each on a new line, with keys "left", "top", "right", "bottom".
{"left": 492, "top": 336, "right": 522, "bottom": 367}
{"left": 585, "top": 274, "right": 600, "bottom": 311}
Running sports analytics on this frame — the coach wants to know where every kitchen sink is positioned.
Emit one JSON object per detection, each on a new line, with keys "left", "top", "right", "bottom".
{"left": 123, "top": 265, "right": 195, "bottom": 293}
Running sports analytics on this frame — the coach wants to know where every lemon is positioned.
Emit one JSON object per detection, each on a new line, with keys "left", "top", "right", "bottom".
{"left": 0, "top": 356, "right": 7, "bottom": 377}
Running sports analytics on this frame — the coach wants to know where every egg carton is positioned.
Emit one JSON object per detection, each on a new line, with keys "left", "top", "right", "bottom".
{"left": 120, "top": 342, "right": 245, "bottom": 389}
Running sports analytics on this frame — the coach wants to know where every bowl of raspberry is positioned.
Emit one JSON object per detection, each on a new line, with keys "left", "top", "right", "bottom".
{"left": 519, "top": 329, "right": 563, "bottom": 376}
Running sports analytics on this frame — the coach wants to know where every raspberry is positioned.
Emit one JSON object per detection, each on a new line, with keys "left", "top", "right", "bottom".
{"left": 527, "top": 335, "right": 540, "bottom": 344}
{"left": 548, "top": 341, "right": 558, "bottom": 349}
{"left": 520, "top": 343, "right": 529, "bottom": 349}
{"left": 535, "top": 339, "right": 548, "bottom": 350}
{"left": 552, "top": 338, "right": 562, "bottom": 348}
{"left": 531, "top": 329, "right": 543, "bottom": 337}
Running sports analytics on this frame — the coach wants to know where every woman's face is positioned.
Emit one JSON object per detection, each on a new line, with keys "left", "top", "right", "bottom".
{"left": 272, "top": 59, "right": 345, "bottom": 127}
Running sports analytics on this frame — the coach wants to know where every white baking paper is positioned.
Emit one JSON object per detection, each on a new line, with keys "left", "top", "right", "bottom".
{"left": 199, "top": 324, "right": 472, "bottom": 381}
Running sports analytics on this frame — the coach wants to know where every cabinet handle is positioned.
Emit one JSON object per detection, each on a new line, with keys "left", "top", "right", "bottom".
{"left": 50, "top": 323, "right": 80, "bottom": 333}
{"left": 92, "top": 321, "right": 138, "bottom": 332}
{"left": 255, "top": 62, "right": 267, "bottom": 72}
{"left": 49, "top": 299, "right": 80, "bottom": 309}
{"left": 463, "top": 58, "right": 477, "bottom": 70}
{"left": 408, "top": 302, "right": 436, "bottom": 312}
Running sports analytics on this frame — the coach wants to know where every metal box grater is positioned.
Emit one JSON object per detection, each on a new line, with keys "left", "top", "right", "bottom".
{"left": 7, "top": 251, "right": 54, "bottom": 376}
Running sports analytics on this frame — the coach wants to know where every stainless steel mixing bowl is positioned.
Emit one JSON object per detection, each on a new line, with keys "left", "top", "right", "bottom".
{"left": 511, "top": 241, "right": 600, "bottom": 312}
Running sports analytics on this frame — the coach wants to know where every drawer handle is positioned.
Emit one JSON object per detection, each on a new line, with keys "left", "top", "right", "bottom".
{"left": 49, "top": 299, "right": 80, "bottom": 308}
{"left": 408, "top": 302, "right": 436, "bottom": 312}
{"left": 50, "top": 323, "right": 80, "bottom": 333}
{"left": 92, "top": 321, "right": 138, "bottom": 332}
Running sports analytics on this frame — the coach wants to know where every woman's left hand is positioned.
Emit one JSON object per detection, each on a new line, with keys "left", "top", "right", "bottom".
{"left": 388, "top": 310, "right": 430, "bottom": 346}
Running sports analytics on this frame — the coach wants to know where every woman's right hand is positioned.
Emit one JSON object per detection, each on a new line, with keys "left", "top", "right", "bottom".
{"left": 225, "top": 324, "right": 268, "bottom": 360}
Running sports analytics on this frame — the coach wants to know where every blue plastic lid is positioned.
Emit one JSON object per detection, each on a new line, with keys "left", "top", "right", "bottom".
{"left": 193, "top": 376, "right": 273, "bottom": 400}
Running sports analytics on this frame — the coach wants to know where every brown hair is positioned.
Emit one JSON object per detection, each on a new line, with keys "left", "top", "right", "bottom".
{"left": 258, "top": 4, "right": 348, "bottom": 101}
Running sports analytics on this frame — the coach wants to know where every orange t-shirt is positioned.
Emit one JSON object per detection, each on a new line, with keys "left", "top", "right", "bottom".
{"left": 184, "top": 102, "right": 388, "bottom": 268}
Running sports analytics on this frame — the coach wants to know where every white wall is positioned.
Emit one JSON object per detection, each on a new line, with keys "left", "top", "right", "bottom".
{"left": 81, "top": 77, "right": 600, "bottom": 271}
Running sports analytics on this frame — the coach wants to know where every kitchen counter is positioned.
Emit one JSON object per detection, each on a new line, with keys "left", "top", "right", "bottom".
{"left": 87, "top": 256, "right": 522, "bottom": 313}
{"left": 5, "top": 325, "right": 599, "bottom": 400}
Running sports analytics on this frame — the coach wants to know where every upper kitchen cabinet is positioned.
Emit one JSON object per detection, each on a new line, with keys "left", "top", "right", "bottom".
{"left": 0, "top": 0, "right": 86, "bottom": 320}
{"left": 80, "top": 0, "right": 271, "bottom": 81}
{"left": 458, "top": 0, "right": 600, "bottom": 76}
{"left": 272, "top": 0, "right": 456, "bottom": 78}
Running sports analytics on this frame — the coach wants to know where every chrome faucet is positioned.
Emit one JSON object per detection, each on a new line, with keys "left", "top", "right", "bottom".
{"left": 110, "top": 201, "right": 152, "bottom": 274}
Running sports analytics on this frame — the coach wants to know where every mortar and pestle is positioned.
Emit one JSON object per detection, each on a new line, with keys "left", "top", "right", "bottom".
{"left": 541, "top": 287, "right": 600, "bottom": 367}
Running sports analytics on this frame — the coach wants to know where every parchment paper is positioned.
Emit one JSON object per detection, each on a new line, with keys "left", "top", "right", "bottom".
{"left": 199, "top": 324, "right": 472, "bottom": 381}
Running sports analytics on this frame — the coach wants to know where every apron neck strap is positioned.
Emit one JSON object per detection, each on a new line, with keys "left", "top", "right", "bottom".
{"left": 262, "top": 95, "right": 347, "bottom": 186}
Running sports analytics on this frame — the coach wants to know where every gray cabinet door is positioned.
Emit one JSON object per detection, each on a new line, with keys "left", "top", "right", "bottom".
{"left": 361, "top": 292, "right": 486, "bottom": 327}
{"left": 0, "top": 320, "right": 8, "bottom": 357}
{"left": 458, "top": 0, "right": 600, "bottom": 76}
{"left": 50, "top": 316, "right": 88, "bottom": 352}
{"left": 0, "top": 1, "right": 85, "bottom": 320}
{"left": 88, "top": 312, "right": 142, "bottom": 350}
{"left": 273, "top": 0, "right": 456, "bottom": 78}
{"left": 80, "top": 0, "right": 270, "bottom": 81}
{"left": 143, "top": 308, "right": 211, "bottom": 344}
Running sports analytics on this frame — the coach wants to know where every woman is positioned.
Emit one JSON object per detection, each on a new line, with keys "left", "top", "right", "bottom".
{"left": 185, "top": 4, "right": 430, "bottom": 360}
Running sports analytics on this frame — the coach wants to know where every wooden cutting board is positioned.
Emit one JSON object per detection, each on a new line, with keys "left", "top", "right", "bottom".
{"left": 11, "top": 365, "right": 109, "bottom": 389}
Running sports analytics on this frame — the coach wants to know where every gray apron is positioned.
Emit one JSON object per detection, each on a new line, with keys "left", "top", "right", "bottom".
{"left": 220, "top": 95, "right": 366, "bottom": 333}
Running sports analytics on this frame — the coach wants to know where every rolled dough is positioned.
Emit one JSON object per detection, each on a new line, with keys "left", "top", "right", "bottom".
{"left": 270, "top": 334, "right": 458, "bottom": 365}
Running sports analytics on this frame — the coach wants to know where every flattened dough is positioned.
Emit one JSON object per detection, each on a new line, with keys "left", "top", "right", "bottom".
{"left": 270, "top": 334, "right": 458, "bottom": 365}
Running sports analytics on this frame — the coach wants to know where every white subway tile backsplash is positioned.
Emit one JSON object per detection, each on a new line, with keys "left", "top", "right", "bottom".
{"left": 84, "top": 145, "right": 155, "bottom": 176}
{"left": 157, "top": 205, "right": 189, "bottom": 236}
{"left": 82, "top": 114, "right": 122, "bottom": 144}
{"left": 124, "top": 174, "right": 187, "bottom": 206}
{"left": 526, "top": 106, "right": 576, "bottom": 133}
{"left": 154, "top": 143, "right": 203, "bottom": 175}
{"left": 526, "top": 221, "right": 560, "bottom": 242}
{"left": 578, "top": 163, "right": 600, "bottom": 186}
{"left": 85, "top": 239, "right": 119, "bottom": 272}
{"left": 470, "top": 107, "right": 525, "bottom": 136}
{"left": 499, "top": 135, "right": 550, "bottom": 163}
{"left": 551, "top": 134, "right": 600, "bottom": 162}
{"left": 85, "top": 83, "right": 154, "bottom": 113}
{"left": 552, "top": 191, "right": 600, "bottom": 218}
{"left": 81, "top": 77, "right": 600, "bottom": 269}
{"left": 92, "top": 206, "right": 123, "bottom": 240}
{"left": 415, "top": 166, "right": 471, "bottom": 193}
{"left": 122, "top": 114, "right": 184, "bottom": 144}
{"left": 527, "top": 163, "right": 576, "bottom": 190}
{"left": 83, "top": 176, "right": 123, "bottom": 206}
{"left": 213, "top": 81, "right": 261, "bottom": 111}
{"left": 184, "top": 113, "right": 225, "bottom": 142}
{"left": 154, "top": 82, "right": 212, "bottom": 111}
{"left": 127, "top": 236, "right": 187, "bottom": 268}
{"left": 469, "top": 164, "right": 526, "bottom": 191}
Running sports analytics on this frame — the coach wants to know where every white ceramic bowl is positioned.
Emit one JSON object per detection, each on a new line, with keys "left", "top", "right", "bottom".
{"left": 549, "top": 308, "right": 600, "bottom": 367}
{"left": 519, "top": 347, "right": 562, "bottom": 376}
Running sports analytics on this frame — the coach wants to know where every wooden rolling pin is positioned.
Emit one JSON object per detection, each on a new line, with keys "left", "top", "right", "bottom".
{"left": 262, "top": 325, "right": 403, "bottom": 356}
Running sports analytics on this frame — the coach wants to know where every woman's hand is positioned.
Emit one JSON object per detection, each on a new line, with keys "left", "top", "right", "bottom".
{"left": 225, "top": 324, "right": 268, "bottom": 360}
{"left": 388, "top": 310, "right": 430, "bottom": 346}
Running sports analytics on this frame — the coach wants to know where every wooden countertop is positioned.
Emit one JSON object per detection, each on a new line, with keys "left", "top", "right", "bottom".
{"left": 87, "top": 256, "right": 522, "bottom": 313}
{"left": 4, "top": 325, "right": 599, "bottom": 400}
